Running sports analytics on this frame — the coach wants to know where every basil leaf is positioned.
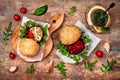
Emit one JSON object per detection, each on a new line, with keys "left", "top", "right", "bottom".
{"left": 33, "top": 5, "right": 48, "bottom": 16}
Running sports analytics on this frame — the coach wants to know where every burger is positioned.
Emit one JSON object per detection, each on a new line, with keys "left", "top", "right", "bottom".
{"left": 57, "top": 25, "right": 91, "bottom": 64}
{"left": 11, "top": 17, "right": 50, "bottom": 62}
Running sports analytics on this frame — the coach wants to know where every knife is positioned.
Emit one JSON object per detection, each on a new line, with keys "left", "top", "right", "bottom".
{"left": 43, "top": 13, "right": 65, "bottom": 59}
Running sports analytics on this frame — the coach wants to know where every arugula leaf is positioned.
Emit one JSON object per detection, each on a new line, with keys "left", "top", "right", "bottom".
{"left": 42, "top": 24, "right": 48, "bottom": 36}
{"left": 25, "top": 64, "right": 35, "bottom": 74}
{"left": 81, "top": 32, "right": 91, "bottom": 44}
{"left": 69, "top": 6, "right": 77, "bottom": 16}
{"left": 3, "top": 22, "right": 13, "bottom": 45}
{"left": 100, "top": 59, "right": 116, "bottom": 73}
{"left": 55, "top": 62, "right": 66, "bottom": 76}
{"left": 33, "top": 5, "right": 48, "bottom": 16}
{"left": 19, "top": 25, "right": 27, "bottom": 39}
{"left": 39, "top": 38, "right": 46, "bottom": 45}
{"left": 84, "top": 60, "right": 97, "bottom": 71}
{"left": 26, "top": 20, "right": 35, "bottom": 26}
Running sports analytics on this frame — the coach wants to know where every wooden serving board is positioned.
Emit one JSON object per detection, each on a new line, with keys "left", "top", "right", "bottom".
{"left": 11, "top": 13, "right": 64, "bottom": 60}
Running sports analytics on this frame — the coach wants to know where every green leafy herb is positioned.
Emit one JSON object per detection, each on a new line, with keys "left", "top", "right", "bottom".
{"left": 19, "top": 25, "right": 27, "bottom": 39}
{"left": 101, "top": 27, "right": 109, "bottom": 32}
{"left": 100, "top": 59, "right": 116, "bottom": 73}
{"left": 57, "top": 32, "right": 91, "bottom": 64}
{"left": 81, "top": 32, "right": 91, "bottom": 44}
{"left": 2, "top": 22, "right": 12, "bottom": 45}
{"left": 39, "top": 38, "right": 46, "bottom": 45}
{"left": 69, "top": 6, "right": 77, "bottom": 16}
{"left": 84, "top": 60, "right": 97, "bottom": 71}
{"left": 26, "top": 20, "right": 36, "bottom": 26}
{"left": 33, "top": 5, "right": 48, "bottom": 16}
{"left": 42, "top": 24, "right": 48, "bottom": 36}
{"left": 55, "top": 62, "right": 66, "bottom": 76}
{"left": 25, "top": 64, "right": 35, "bottom": 74}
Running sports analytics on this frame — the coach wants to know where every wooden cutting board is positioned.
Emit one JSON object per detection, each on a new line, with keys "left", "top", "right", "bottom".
{"left": 11, "top": 13, "right": 64, "bottom": 61}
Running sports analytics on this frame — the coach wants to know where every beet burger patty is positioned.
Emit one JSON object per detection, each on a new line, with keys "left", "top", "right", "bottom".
{"left": 66, "top": 38, "right": 85, "bottom": 55}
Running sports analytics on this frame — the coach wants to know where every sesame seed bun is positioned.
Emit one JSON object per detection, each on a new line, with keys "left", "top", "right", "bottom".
{"left": 19, "top": 38, "right": 40, "bottom": 57}
{"left": 59, "top": 25, "right": 81, "bottom": 45}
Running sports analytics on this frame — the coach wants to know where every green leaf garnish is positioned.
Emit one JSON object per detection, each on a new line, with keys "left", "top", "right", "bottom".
{"left": 84, "top": 60, "right": 97, "bottom": 71}
{"left": 69, "top": 6, "right": 77, "bottom": 16}
{"left": 42, "top": 24, "right": 48, "bottom": 36}
{"left": 2, "top": 22, "right": 12, "bottom": 45}
{"left": 101, "top": 27, "right": 109, "bottom": 32}
{"left": 55, "top": 62, "right": 66, "bottom": 76}
{"left": 33, "top": 5, "right": 48, "bottom": 16}
{"left": 25, "top": 64, "right": 35, "bottom": 74}
{"left": 100, "top": 59, "right": 116, "bottom": 73}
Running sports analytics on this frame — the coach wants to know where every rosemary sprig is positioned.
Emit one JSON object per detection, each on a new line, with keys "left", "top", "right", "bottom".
{"left": 69, "top": 6, "right": 77, "bottom": 16}
{"left": 100, "top": 59, "right": 116, "bottom": 73}
{"left": 55, "top": 62, "right": 66, "bottom": 76}
{"left": 2, "top": 22, "right": 12, "bottom": 45}
{"left": 84, "top": 60, "right": 97, "bottom": 71}
{"left": 25, "top": 64, "right": 35, "bottom": 74}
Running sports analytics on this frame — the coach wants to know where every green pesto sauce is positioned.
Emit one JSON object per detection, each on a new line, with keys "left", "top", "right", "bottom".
{"left": 91, "top": 9, "right": 108, "bottom": 26}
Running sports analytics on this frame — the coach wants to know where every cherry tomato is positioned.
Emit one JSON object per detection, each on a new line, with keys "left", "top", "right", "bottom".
{"left": 9, "top": 52, "right": 16, "bottom": 59}
{"left": 14, "top": 14, "right": 20, "bottom": 21}
{"left": 28, "top": 32, "right": 34, "bottom": 39}
{"left": 20, "top": 7, "right": 27, "bottom": 14}
{"left": 96, "top": 50, "right": 103, "bottom": 58}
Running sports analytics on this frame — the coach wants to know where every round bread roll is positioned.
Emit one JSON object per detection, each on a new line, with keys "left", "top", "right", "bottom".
{"left": 59, "top": 25, "right": 81, "bottom": 45}
{"left": 19, "top": 38, "right": 40, "bottom": 57}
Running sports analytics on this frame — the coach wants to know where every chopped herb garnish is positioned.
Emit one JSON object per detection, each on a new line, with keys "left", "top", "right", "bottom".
{"left": 84, "top": 60, "right": 97, "bottom": 71}
{"left": 25, "top": 64, "right": 35, "bottom": 74}
{"left": 55, "top": 62, "right": 66, "bottom": 76}
{"left": 57, "top": 32, "right": 91, "bottom": 64}
{"left": 69, "top": 6, "right": 77, "bottom": 16}
{"left": 100, "top": 59, "right": 116, "bottom": 73}
{"left": 2, "top": 22, "right": 13, "bottom": 45}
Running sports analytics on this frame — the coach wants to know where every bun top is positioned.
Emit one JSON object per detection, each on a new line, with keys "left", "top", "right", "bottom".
{"left": 59, "top": 25, "right": 81, "bottom": 45}
{"left": 19, "top": 38, "right": 40, "bottom": 57}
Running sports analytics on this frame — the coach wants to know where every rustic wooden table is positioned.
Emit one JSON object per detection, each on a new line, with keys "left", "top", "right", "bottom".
{"left": 0, "top": 0, "right": 120, "bottom": 80}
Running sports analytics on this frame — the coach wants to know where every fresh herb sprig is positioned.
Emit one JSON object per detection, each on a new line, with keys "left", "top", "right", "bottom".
{"left": 69, "top": 6, "right": 77, "bottom": 16}
{"left": 101, "top": 59, "right": 116, "bottom": 73}
{"left": 57, "top": 32, "right": 91, "bottom": 64}
{"left": 2, "top": 22, "right": 12, "bottom": 45}
{"left": 84, "top": 60, "right": 97, "bottom": 71}
{"left": 42, "top": 24, "right": 48, "bottom": 36}
{"left": 55, "top": 62, "right": 66, "bottom": 76}
{"left": 25, "top": 64, "right": 35, "bottom": 74}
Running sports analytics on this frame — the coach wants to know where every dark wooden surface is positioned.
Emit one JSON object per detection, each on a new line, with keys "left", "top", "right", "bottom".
{"left": 0, "top": 0, "right": 120, "bottom": 80}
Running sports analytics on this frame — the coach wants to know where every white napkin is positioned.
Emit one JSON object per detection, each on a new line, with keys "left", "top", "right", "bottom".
{"left": 56, "top": 20, "right": 101, "bottom": 64}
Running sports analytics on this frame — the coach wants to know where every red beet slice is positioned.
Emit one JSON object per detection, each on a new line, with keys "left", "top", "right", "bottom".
{"left": 66, "top": 38, "right": 85, "bottom": 55}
